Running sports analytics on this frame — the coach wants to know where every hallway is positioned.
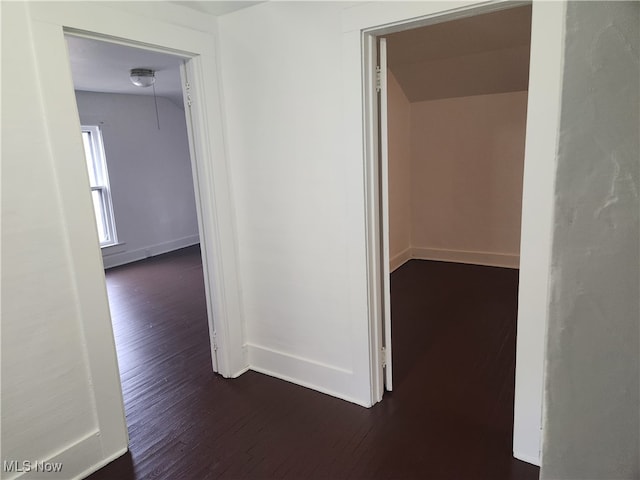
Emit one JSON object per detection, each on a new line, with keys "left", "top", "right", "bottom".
{"left": 88, "top": 247, "right": 539, "bottom": 479}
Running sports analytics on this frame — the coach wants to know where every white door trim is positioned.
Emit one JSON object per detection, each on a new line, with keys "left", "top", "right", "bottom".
{"left": 377, "top": 37, "right": 393, "bottom": 391}
{"left": 25, "top": 1, "right": 248, "bottom": 466}
{"left": 354, "top": 0, "right": 566, "bottom": 467}
{"left": 359, "top": 0, "right": 528, "bottom": 405}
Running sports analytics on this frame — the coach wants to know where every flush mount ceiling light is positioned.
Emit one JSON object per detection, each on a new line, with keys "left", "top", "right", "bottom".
{"left": 129, "top": 68, "right": 155, "bottom": 88}
{"left": 129, "top": 68, "right": 160, "bottom": 129}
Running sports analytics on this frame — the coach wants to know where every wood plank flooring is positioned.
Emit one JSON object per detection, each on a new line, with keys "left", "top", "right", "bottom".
{"left": 88, "top": 246, "right": 539, "bottom": 480}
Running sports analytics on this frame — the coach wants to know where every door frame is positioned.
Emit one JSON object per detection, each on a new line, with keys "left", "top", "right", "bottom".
{"left": 26, "top": 1, "right": 247, "bottom": 460}
{"left": 66, "top": 30, "right": 227, "bottom": 373}
{"left": 357, "top": 0, "right": 567, "bottom": 466}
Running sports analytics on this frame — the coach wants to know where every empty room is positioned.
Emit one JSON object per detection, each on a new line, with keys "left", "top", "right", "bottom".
{"left": 3, "top": 2, "right": 637, "bottom": 480}
{"left": 381, "top": 4, "right": 532, "bottom": 473}
{"left": 67, "top": 34, "right": 216, "bottom": 472}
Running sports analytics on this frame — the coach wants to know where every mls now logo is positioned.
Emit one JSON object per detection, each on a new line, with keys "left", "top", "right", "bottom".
{"left": 3, "top": 460, "right": 63, "bottom": 473}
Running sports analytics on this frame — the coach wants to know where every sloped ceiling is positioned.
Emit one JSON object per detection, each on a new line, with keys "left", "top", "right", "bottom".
{"left": 67, "top": 4, "right": 530, "bottom": 107}
{"left": 387, "top": 5, "right": 532, "bottom": 102}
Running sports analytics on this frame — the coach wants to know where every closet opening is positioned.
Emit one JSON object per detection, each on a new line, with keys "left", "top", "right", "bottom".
{"left": 370, "top": 1, "right": 533, "bottom": 465}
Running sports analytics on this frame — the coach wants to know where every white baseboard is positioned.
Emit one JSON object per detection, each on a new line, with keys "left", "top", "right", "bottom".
{"left": 390, "top": 247, "right": 412, "bottom": 272}
{"left": 7, "top": 430, "right": 127, "bottom": 480}
{"left": 247, "top": 343, "right": 369, "bottom": 407}
{"left": 102, "top": 234, "right": 200, "bottom": 269}
{"left": 410, "top": 247, "right": 519, "bottom": 269}
{"left": 513, "top": 450, "right": 541, "bottom": 467}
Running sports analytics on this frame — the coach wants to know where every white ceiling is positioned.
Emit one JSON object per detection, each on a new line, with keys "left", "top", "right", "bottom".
{"left": 387, "top": 5, "right": 532, "bottom": 102}
{"left": 67, "top": 4, "right": 530, "bottom": 108}
{"left": 66, "top": 2, "right": 263, "bottom": 106}
{"left": 170, "top": 1, "right": 263, "bottom": 16}
{"left": 67, "top": 35, "right": 186, "bottom": 107}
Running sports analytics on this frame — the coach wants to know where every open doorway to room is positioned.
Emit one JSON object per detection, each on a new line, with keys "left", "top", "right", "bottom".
{"left": 374, "top": 3, "right": 533, "bottom": 471}
{"left": 65, "top": 33, "right": 215, "bottom": 459}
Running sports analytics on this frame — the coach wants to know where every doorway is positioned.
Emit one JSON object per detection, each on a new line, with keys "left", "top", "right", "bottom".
{"left": 368, "top": 1, "right": 533, "bottom": 463}
{"left": 65, "top": 33, "right": 219, "bottom": 373}
{"left": 24, "top": 3, "right": 247, "bottom": 471}
{"left": 64, "top": 34, "right": 219, "bottom": 446}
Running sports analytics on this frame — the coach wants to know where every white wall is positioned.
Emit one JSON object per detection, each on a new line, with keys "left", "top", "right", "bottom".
{"left": 387, "top": 69, "right": 412, "bottom": 269}
{"left": 75, "top": 91, "right": 200, "bottom": 268}
{"left": 3, "top": 0, "right": 594, "bottom": 475}
{"left": 541, "top": 1, "right": 639, "bottom": 478}
{"left": 221, "top": 0, "right": 569, "bottom": 466}
{"left": 218, "top": 1, "right": 372, "bottom": 404}
{"left": 1, "top": 1, "right": 241, "bottom": 478}
{"left": 1, "top": 4, "right": 126, "bottom": 479}
{"left": 409, "top": 91, "right": 527, "bottom": 268}
{"left": 2, "top": 0, "right": 106, "bottom": 471}
{"left": 387, "top": 88, "right": 528, "bottom": 270}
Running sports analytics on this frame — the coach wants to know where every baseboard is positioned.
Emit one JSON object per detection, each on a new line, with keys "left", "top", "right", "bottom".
{"left": 513, "top": 450, "right": 541, "bottom": 467}
{"left": 102, "top": 234, "right": 200, "bottom": 269}
{"left": 229, "top": 365, "right": 250, "bottom": 379}
{"left": 410, "top": 247, "right": 519, "bottom": 269}
{"left": 247, "top": 344, "right": 369, "bottom": 408}
{"left": 5, "top": 430, "right": 127, "bottom": 480}
{"left": 76, "top": 446, "right": 128, "bottom": 480}
{"left": 390, "top": 247, "right": 412, "bottom": 272}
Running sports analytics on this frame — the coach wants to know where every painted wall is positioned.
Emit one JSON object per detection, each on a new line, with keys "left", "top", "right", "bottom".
{"left": 541, "top": 1, "right": 639, "bottom": 478}
{"left": 221, "top": 0, "right": 570, "bottom": 466}
{"left": 1, "top": 5, "right": 106, "bottom": 477}
{"left": 387, "top": 69, "right": 412, "bottom": 267}
{"left": 409, "top": 91, "right": 527, "bottom": 268}
{"left": 75, "top": 91, "right": 200, "bottom": 268}
{"left": 218, "top": 1, "right": 373, "bottom": 404}
{"left": 3, "top": 0, "right": 592, "bottom": 475}
{"left": 1, "top": 1, "right": 229, "bottom": 478}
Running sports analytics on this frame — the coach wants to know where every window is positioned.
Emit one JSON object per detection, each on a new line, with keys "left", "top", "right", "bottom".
{"left": 81, "top": 125, "right": 117, "bottom": 247}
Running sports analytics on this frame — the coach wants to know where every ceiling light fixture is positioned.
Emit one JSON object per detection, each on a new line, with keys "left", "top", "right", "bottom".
{"left": 129, "top": 68, "right": 160, "bottom": 129}
{"left": 129, "top": 68, "right": 155, "bottom": 88}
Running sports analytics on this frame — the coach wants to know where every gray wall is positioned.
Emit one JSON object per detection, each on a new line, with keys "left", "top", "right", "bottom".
{"left": 75, "top": 91, "right": 200, "bottom": 268}
{"left": 542, "top": 2, "right": 639, "bottom": 479}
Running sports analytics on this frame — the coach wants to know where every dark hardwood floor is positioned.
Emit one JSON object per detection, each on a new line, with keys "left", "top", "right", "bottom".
{"left": 88, "top": 246, "right": 539, "bottom": 480}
